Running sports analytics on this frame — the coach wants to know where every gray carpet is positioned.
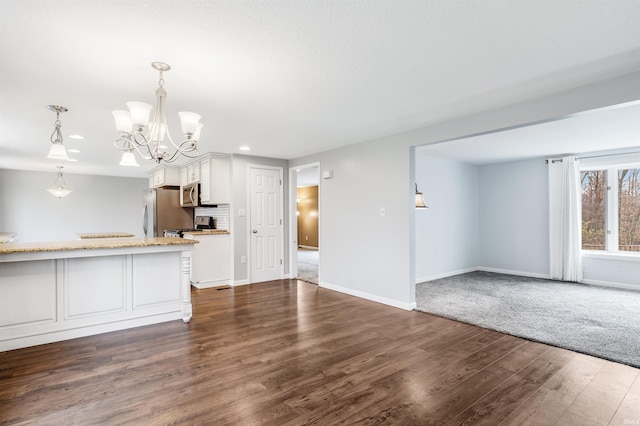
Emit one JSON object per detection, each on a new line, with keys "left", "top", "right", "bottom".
{"left": 415, "top": 271, "right": 640, "bottom": 368}
{"left": 297, "top": 248, "right": 318, "bottom": 284}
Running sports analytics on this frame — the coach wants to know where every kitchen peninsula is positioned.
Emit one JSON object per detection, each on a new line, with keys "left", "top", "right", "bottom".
{"left": 0, "top": 237, "right": 197, "bottom": 351}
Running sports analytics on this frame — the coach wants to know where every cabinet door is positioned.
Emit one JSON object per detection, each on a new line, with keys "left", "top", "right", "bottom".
{"left": 154, "top": 169, "right": 165, "bottom": 187}
{"left": 190, "top": 234, "right": 230, "bottom": 287}
{"left": 209, "top": 156, "right": 230, "bottom": 204}
{"left": 187, "top": 163, "right": 200, "bottom": 183}
{"left": 179, "top": 167, "right": 188, "bottom": 187}
{"left": 199, "top": 158, "right": 212, "bottom": 204}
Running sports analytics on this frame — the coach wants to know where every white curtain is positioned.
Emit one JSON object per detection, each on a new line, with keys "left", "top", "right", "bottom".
{"left": 548, "top": 156, "right": 582, "bottom": 282}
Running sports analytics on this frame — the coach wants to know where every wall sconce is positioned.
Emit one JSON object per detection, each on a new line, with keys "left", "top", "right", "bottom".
{"left": 415, "top": 183, "right": 428, "bottom": 209}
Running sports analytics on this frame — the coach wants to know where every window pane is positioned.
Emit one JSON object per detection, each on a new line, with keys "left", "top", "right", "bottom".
{"left": 581, "top": 170, "right": 606, "bottom": 250}
{"left": 619, "top": 168, "right": 640, "bottom": 252}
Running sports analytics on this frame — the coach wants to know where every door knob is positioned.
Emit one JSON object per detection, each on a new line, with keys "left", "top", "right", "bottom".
{"left": 252, "top": 229, "right": 258, "bottom": 233}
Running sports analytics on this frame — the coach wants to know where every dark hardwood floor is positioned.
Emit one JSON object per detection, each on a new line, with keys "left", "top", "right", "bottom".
{"left": 1, "top": 279, "right": 639, "bottom": 425}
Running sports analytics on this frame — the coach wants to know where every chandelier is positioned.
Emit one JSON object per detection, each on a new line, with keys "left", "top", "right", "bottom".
{"left": 112, "top": 62, "right": 202, "bottom": 165}
{"left": 46, "top": 105, "right": 70, "bottom": 161}
{"left": 47, "top": 166, "right": 72, "bottom": 198}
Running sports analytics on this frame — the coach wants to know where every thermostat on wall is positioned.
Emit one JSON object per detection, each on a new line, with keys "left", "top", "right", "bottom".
{"left": 322, "top": 170, "right": 333, "bottom": 179}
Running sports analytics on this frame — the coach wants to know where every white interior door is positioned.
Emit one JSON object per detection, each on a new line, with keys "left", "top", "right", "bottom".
{"left": 250, "top": 166, "right": 283, "bottom": 283}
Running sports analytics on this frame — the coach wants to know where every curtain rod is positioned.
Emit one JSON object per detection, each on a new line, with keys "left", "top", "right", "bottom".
{"left": 546, "top": 151, "right": 640, "bottom": 164}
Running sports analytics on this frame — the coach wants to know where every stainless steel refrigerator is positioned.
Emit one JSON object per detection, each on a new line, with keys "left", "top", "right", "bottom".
{"left": 143, "top": 187, "right": 194, "bottom": 237}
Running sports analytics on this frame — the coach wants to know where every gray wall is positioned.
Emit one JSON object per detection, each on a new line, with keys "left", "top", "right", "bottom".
{"left": 291, "top": 71, "right": 640, "bottom": 308}
{"left": 413, "top": 154, "right": 639, "bottom": 287}
{"left": 230, "top": 154, "right": 289, "bottom": 283}
{"left": 0, "top": 169, "right": 148, "bottom": 242}
{"left": 415, "top": 152, "right": 480, "bottom": 281}
{"left": 292, "top": 137, "right": 414, "bottom": 308}
{"left": 478, "top": 158, "right": 549, "bottom": 276}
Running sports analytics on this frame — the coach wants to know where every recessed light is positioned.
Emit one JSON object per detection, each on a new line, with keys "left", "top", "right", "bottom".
{"left": 68, "top": 158, "right": 78, "bottom": 162}
{"left": 239, "top": 146, "right": 251, "bottom": 151}
{"left": 68, "top": 134, "right": 84, "bottom": 140}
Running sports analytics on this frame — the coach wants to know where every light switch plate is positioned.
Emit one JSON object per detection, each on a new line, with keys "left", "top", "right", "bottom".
{"left": 238, "top": 209, "right": 246, "bottom": 217}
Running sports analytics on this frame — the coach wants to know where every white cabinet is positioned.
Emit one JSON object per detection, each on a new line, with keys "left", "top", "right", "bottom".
{"left": 150, "top": 166, "right": 180, "bottom": 188}
{"left": 199, "top": 154, "right": 230, "bottom": 205}
{"left": 184, "top": 163, "right": 200, "bottom": 184}
{"left": 183, "top": 234, "right": 230, "bottom": 288}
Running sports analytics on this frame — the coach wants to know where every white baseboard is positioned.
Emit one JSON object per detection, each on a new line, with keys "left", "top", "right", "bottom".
{"left": 476, "top": 266, "right": 550, "bottom": 280}
{"left": 580, "top": 278, "right": 640, "bottom": 291}
{"left": 416, "top": 267, "right": 477, "bottom": 283}
{"left": 320, "top": 281, "right": 415, "bottom": 311}
{"left": 191, "top": 279, "right": 231, "bottom": 289}
{"left": 232, "top": 279, "right": 250, "bottom": 287}
{"left": 416, "top": 266, "right": 551, "bottom": 284}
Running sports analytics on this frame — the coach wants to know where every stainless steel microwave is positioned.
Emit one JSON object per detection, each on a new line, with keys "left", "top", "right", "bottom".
{"left": 181, "top": 183, "right": 200, "bottom": 207}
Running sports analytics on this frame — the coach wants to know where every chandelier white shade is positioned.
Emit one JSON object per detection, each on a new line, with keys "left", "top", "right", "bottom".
{"left": 46, "top": 105, "right": 70, "bottom": 161}
{"left": 112, "top": 62, "right": 202, "bottom": 164}
{"left": 47, "top": 166, "right": 72, "bottom": 198}
{"left": 118, "top": 150, "right": 140, "bottom": 167}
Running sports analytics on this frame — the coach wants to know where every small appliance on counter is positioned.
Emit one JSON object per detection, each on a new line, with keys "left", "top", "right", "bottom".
{"left": 195, "top": 216, "right": 215, "bottom": 230}
{"left": 164, "top": 216, "right": 215, "bottom": 238}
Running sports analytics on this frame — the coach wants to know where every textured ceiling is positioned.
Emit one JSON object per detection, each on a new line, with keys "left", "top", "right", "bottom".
{"left": 1, "top": 0, "right": 639, "bottom": 177}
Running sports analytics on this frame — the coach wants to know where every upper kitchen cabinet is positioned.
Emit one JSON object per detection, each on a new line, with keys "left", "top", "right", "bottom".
{"left": 199, "top": 154, "right": 230, "bottom": 205}
{"left": 180, "top": 162, "right": 200, "bottom": 186}
{"left": 149, "top": 166, "right": 180, "bottom": 188}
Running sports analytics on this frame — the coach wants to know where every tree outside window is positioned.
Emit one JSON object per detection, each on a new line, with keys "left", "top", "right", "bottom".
{"left": 581, "top": 167, "right": 640, "bottom": 253}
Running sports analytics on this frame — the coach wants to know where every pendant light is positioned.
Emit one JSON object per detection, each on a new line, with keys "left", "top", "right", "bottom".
{"left": 46, "top": 105, "right": 70, "bottom": 161}
{"left": 47, "top": 166, "right": 72, "bottom": 198}
{"left": 415, "top": 183, "right": 428, "bottom": 209}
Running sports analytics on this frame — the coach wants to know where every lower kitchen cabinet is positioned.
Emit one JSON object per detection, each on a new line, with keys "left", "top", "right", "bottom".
{"left": 183, "top": 233, "right": 230, "bottom": 289}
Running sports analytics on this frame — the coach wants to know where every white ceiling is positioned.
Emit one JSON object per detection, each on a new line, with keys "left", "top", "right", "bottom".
{"left": 419, "top": 102, "right": 640, "bottom": 164}
{"left": 1, "top": 1, "right": 639, "bottom": 178}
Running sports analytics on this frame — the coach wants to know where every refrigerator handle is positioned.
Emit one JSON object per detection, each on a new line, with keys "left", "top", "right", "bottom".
{"left": 143, "top": 203, "right": 148, "bottom": 236}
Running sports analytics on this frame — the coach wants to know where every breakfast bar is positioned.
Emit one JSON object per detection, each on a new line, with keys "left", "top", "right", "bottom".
{"left": 0, "top": 237, "right": 197, "bottom": 351}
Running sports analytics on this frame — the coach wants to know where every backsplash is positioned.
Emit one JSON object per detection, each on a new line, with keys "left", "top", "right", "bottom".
{"left": 195, "top": 205, "right": 230, "bottom": 230}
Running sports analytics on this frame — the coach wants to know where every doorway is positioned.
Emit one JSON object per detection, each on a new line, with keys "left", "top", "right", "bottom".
{"left": 290, "top": 163, "right": 320, "bottom": 284}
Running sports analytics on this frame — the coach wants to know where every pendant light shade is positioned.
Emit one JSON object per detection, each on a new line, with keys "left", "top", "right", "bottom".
{"left": 47, "top": 166, "right": 72, "bottom": 198}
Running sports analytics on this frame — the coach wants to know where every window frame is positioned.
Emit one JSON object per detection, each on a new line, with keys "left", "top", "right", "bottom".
{"left": 579, "top": 153, "right": 640, "bottom": 257}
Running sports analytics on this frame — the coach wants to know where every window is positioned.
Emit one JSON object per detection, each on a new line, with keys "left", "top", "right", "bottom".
{"left": 580, "top": 159, "right": 640, "bottom": 253}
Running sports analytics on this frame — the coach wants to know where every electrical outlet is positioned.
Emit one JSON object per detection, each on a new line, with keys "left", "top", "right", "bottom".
{"left": 240, "top": 256, "right": 247, "bottom": 264}
{"left": 305, "top": 236, "right": 308, "bottom": 240}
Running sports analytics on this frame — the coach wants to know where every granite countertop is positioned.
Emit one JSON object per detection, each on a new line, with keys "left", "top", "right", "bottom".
{"left": 78, "top": 232, "right": 136, "bottom": 239}
{"left": 0, "top": 233, "right": 17, "bottom": 243}
{"left": 0, "top": 237, "right": 198, "bottom": 255}
{"left": 182, "top": 230, "right": 230, "bottom": 236}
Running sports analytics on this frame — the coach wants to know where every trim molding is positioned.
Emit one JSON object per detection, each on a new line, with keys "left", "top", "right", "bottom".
{"left": 475, "top": 266, "right": 550, "bottom": 280}
{"left": 581, "top": 278, "right": 640, "bottom": 291}
{"left": 416, "top": 267, "right": 477, "bottom": 283}
{"left": 416, "top": 266, "right": 549, "bottom": 283}
{"left": 320, "top": 281, "right": 415, "bottom": 311}
{"left": 232, "top": 279, "right": 250, "bottom": 287}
